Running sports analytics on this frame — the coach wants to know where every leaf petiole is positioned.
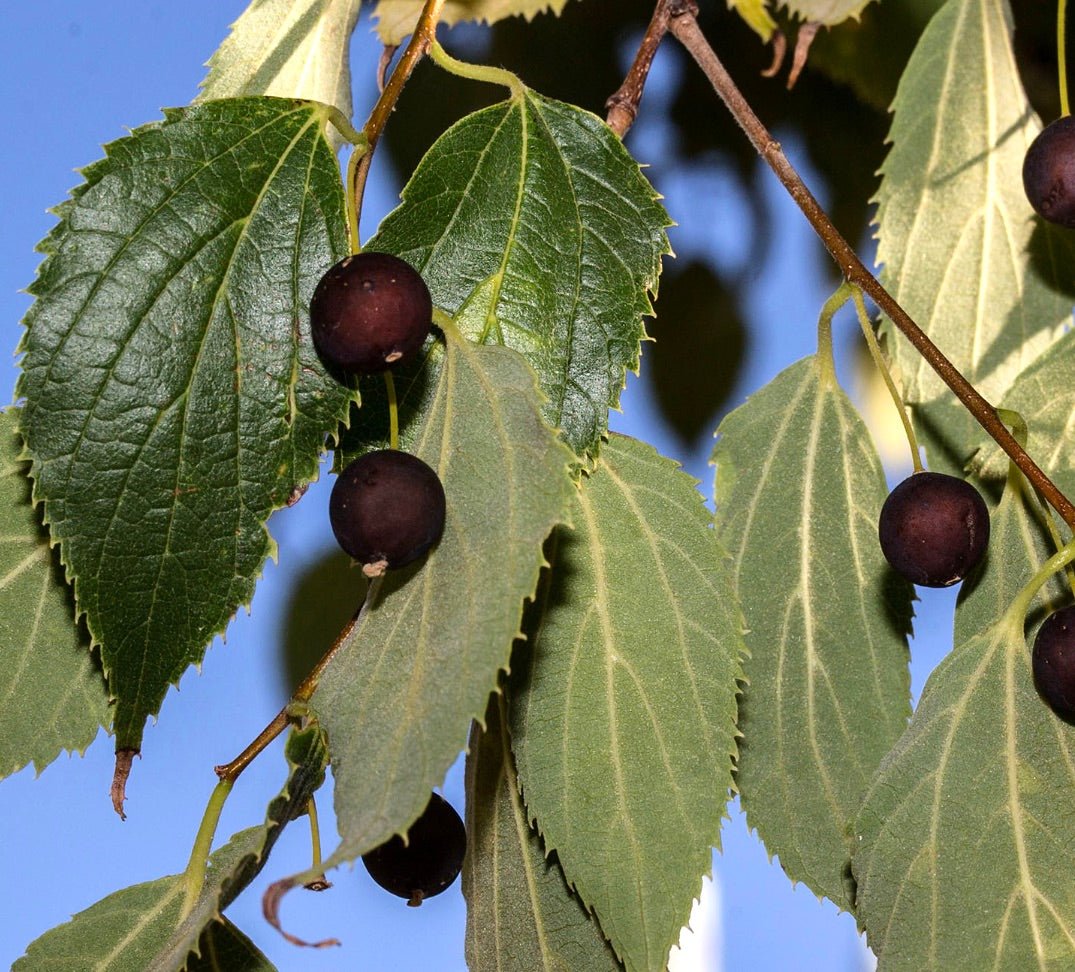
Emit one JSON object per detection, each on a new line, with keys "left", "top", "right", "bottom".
{"left": 852, "top": 287, "right": 922, "bottom": 473}
{"left": 180, "top": 778, "right": 234, "bottom": 918}
{"left": 427, "top": 39, "right": 525, "bottom": 97}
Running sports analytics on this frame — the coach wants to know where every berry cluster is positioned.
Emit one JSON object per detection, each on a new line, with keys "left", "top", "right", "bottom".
{"left": 311, "top": 251, "right": 464, "bottom": 898}
{"left": 1022, "top": 121, "right": 1075, "bottom": 720}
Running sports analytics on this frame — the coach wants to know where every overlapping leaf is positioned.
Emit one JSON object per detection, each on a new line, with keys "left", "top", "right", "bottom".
{"left": 367, "top": 90, "right": 670, "bottom": 459}
{"left": 713, "top": 354, "right": 913, "bottom": 911}
{"left": 853, "top": 479, "right": 1075, "bottom": 969}
{"left": 509, "top": 434, "right": 742, "bottom": 971}
{"left": 0, "top": 409, "right": 109, "bottom": 779}
{"left": 974, "top": 329, "right": 1075, "bottom": 501}
{"left": 373, "top": 0, "right": 571, "bottom": 45}
{"left": 17, "top": 97, "right": 353, "bottom": 750}
{"left": 875, "top": 0, "right": 1075, "bottom": 471}
{"left": 198, "top": 0, "right": 362, "bottom": 127}
{"left": 14, "top": 726, "right": 327, "bottom": 972}
{"left": 306, "top": 326, "right": 575, "bottom": 869}
{"left": 783, "top": 0, "right": 875, "bottom": 24}
{"left": 729, "top": 0, "right": 873, "bottom": 37}
{"left": 464, "top": 693, "right": 624, "bottom": 972}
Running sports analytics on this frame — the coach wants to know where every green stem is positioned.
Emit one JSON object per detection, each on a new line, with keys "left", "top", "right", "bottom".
{"left": 1061, "top": 0, "right": 1071, "bottom": 117}
{"left": 1008, "top": 537, "right": 1075, "bottom": 625}
{"left": 852, "top": 287, "right": 922, "bottom": 472}
{"left": 180, "top": 779, "right": 234, "bottom": 918}
{"left": 428, "top": 39, "right": 526, "bottom": 97}
{"left": 815, "top": 281, "right": 852, "bottom": 389}
{"left": 384, "top": 370, "right": 400, "bottom": 450}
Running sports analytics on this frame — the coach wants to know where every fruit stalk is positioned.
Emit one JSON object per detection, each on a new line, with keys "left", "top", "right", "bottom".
{"left": 666, "top": 6, "right": 1075, "bottom": 531}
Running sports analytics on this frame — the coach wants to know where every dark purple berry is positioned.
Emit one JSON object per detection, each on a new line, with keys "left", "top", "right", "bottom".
{"left": 878, "top": 471, "right": 989, "bottom": 588}
{"left": 1033, "top": 605, "right": 1075, "bottom": 720}
{"left": 362, "top": 793, "right": 466, "bottom": 906}
{"left": 329, "top": 449, "right": 445, "bottom": 576}
{"left": 310, "top": 251, "right": 432, "bottom": 374}
{"left": 1023, "top": 115, "right": 1075, "bottom": 228}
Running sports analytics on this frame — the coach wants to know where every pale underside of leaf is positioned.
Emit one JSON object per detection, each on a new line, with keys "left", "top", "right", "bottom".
{"left": 198, "top": 0, "right": 361, "bottom": 127}
{"left": 874, "top": 0, "right": 1075, "bottom": 470}
{"left": 304, "top": 330, "right": 574, "bottom": 873}
{"left": 367, "top": 90, "right": 670, "bottom": 460}
{"left": 17, "top": 98, "right": 353, "bottom": 749}
{"left": 973, "top": 330, "right": 1075, "bottom": 505}
{"left": 779, "top": 0, "right": 874, "bottom": 25}
{"left": 713, "top": 355, "right": 912, "bottom": 912}
{"left": 0, "top": 409, "right": 110, "bottom": 779}
{"left": 14, "top": 727, "right": 326, "bottom": 972}
{"left": 373, "top": 0, "right": 571, "bottom": 45}
{"left": 464, "top": 693, "right": 624, "bottom": 972}
{"left": 510, "top": 434, "right": 743, "bottom": 972}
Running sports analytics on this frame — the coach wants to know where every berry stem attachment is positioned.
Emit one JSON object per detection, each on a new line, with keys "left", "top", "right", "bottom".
{"left": 384, "top": 370, "right": 400, "bottom": 451}
{"left": 1060, "top": 0, "right": 1071, "bottom": 117}
{"left": 350, "top": 0, "right": 447, "bottom": 244}
{"left": 852, "top": 287, "right": 923, "bottom": 473}
{"left": 213, "top": 575, "right": 385, "bottom": 783}
{"left": 1009, "top": 537, "right": 1075, "bottom": 626}
{"left": 666, "top": 4, "right": 1075, "bottom": 531}
{"left": 180, "top": 779, "right": 234, "bottom": 918}
{"left": 302, "top": 797, "right": 331, "bottom": 891}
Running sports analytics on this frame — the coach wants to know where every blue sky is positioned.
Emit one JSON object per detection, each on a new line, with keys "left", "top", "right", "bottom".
{"left": 0, "top": 4, "right": 955, "bottom": 970}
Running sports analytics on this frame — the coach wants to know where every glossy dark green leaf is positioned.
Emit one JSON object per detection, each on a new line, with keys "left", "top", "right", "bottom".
{"left": 17, "top": 97, "right": 353, "bottom": 749}
{"left": 367, "top": 90, "right": 670, "bottom": 459}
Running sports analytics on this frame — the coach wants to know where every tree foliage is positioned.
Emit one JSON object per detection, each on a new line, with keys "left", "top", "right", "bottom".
{"left": 8, "top": 0, "right": 1075, "bottom": 969}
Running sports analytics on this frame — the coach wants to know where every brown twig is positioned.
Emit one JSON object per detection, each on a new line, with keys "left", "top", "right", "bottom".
{"left": 606, "top": 0, "right": 689, "bottom": 137}
{"left": 666, "top": 7, "right": 1075, "bottom": 530}
{"left": 214, "top": 575, "right": 384, "bottom": 782}
{"left": 351, "top": 0, "right": 447, "bottom": 234}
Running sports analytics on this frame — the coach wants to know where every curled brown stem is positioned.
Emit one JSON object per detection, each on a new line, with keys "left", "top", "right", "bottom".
{"left": 666, "top": 8, "right": 1075, "bottom": 531}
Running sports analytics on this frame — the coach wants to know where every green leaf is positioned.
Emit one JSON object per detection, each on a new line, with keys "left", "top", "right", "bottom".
{"left": 974, "top": 330, "right": 1075, "bottom": 502}
{"left": 727, "top": 0, "right": 777, "bottom": 40}
{"left": 712, "top": 355, "right": 913, "bottom": 911}
{"left": 308, "top": 327, "right": 575, "bottom": 868}
{"left": 373, "top": 0, "right": 572, "bottom": 45}
{"left": 853, "top": 480, "right": 1075, "bottom": 970}
{"left": 14, "top": 726, "right": 327, "bottom": 972}
{"left": 183, "top": 921, "right": 276, "bottom": 972}
{"left": 198, "top": 0, "right": 362, "bottom": 132}
{"left": 464, "top": 693, "right": 624, "bottom": 972}
{"left": 783, "top": 0, "right": 875, "bottom": 24}
{"left": 367, "top": 90, "right": 670, "bottom": 459}
{"left": 509, "top": 434, "right": 742, "bottom": 972}
{"left": 875, "top": 0, "right": 1075, "bottom": 472}
{"left": 17, "top": 97, "right": 353, "bottom": 750}
{"left": 0, "top": 408, "right": 110, "bottom": 779}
